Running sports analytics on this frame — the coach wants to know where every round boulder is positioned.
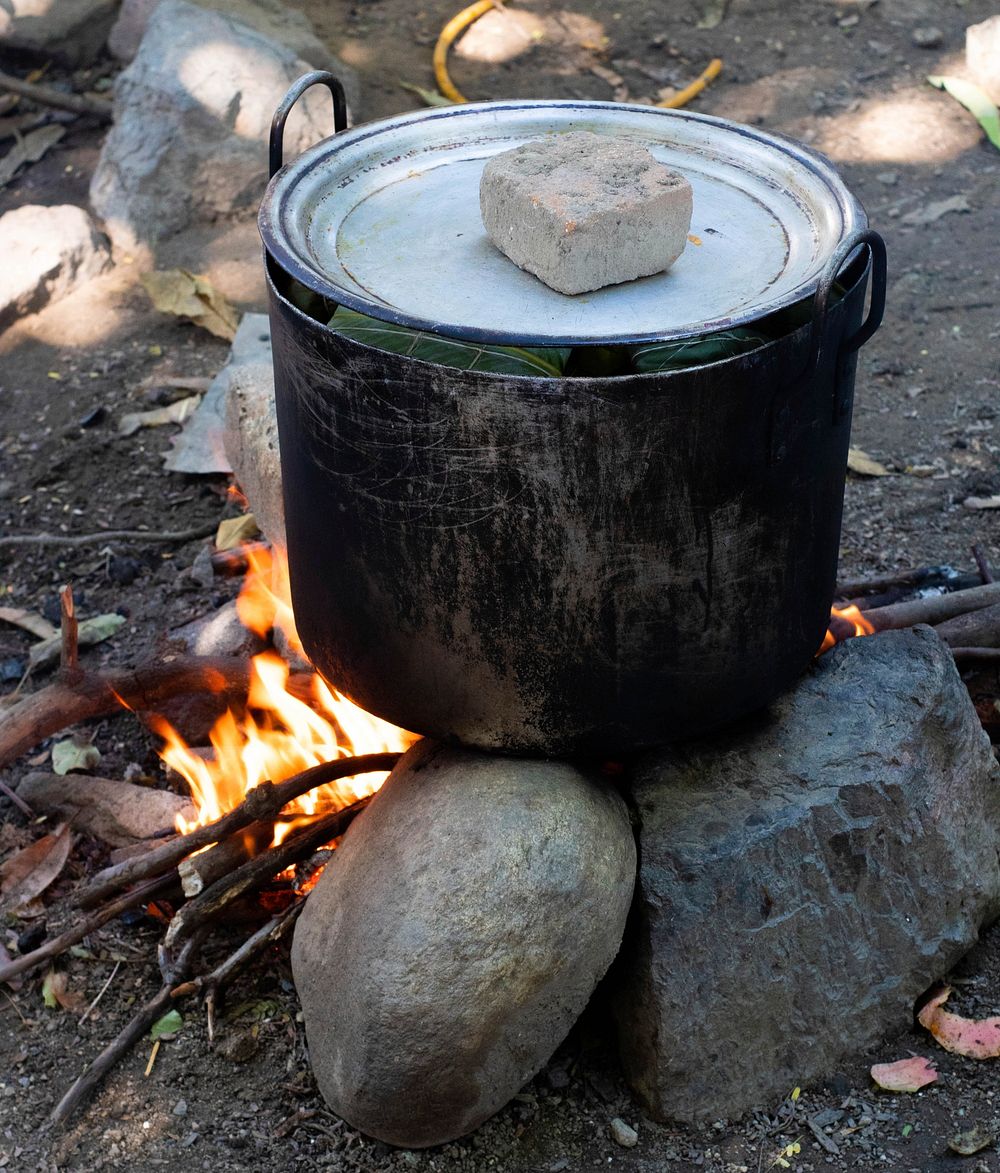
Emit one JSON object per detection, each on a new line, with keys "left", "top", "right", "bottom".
{"left": 291, "top": 739, "right": 636, "bottom": 1148}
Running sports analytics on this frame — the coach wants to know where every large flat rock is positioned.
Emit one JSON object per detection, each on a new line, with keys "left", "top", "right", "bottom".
{"left": 292, "top": 740, "right": 636, "bottom": 1148}
{"left": 613, "top": 626, "right": 1000, "bottom": 1123}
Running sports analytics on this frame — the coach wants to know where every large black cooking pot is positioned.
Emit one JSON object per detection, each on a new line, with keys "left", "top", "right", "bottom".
{"left": 261, "top": 75, "right": 887, "bottom": 756}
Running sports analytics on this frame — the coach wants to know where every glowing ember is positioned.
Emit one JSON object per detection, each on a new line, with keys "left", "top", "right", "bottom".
{"left": 154, "top": 546, "right": 414, "bottom": 844}
{"left": 819, "top": 603, "right": 877, "bottom": 654}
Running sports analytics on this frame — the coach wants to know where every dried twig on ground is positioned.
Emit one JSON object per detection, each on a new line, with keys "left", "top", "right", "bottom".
{"left": 49, "top": 934, "right": 203, "bottom": 1129}
{"left": 951, "top": 647, "right": 1000, "bottom": 665}
{"left": 934, "top": 603, "right": 1000, "bottom": 649}
{"left": 0, "top": 874, "right": 175, "bottom": 985}
{"left": 77, "top": 754, "right": 397, "bottom": 907}
{"left": 172, "top": 902, "right": 303, "bottom": 1040}
{"left": 973, "top": 544, "right": 995, "bottom": 585}
{"left": 0, "top": 655, "right": 251, "bottom": 770}
{"left": 0, "top": 521, "right": 218, "bottom": 549}
{"left": 0, "top": 68, "right": 113, "bottom": 122}
{"left": 59, "top": 584, "right": 80, "bottom": 685}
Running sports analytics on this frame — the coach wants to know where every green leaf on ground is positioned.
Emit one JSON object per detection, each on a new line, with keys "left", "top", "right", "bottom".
{"left": 150, "top": 1009, "right": 184, "bottom": 1041}
{"left": 928, "top": 75, "right": 1000, "bottom": 151}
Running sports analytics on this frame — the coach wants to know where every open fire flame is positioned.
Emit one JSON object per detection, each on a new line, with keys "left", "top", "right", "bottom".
{"left": 154, "top": 546, "right": 414, "bottom": 846}
{"left": 819, "top": 604, "right": 876, "bottom": 654}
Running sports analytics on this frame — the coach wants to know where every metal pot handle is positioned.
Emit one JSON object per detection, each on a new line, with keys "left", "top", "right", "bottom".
{"left": 802, "top": 227, "right": 887, "bottom": 398}
{"left": 269, "top": 71, "right": 348, "bottom": 179}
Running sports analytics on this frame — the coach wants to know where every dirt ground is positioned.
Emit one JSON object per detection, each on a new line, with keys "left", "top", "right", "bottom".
{"left": 2, "top": 0, "right": 1000, "bottom": 1169}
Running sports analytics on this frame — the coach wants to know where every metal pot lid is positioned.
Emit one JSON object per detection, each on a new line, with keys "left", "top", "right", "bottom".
{"left": 260, "top": 100, "right": 867, "bottom": 346}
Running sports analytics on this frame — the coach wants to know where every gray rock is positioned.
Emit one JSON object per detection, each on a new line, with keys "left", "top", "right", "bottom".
{"left": 107, "top": 0, "right": 358, "bottom": 109}
{"left": 224, "top": 364, "right": 284, "bottom": 546}
{"left": 292, "top": 740, "right": 636, "bottom": 1148}
{"left": 0, "top": 205, "right": 111, "bottom": 329}
{"left": 479, "top": 131, "right": 693, "bottom": 295}
{"left": 0, "top": 0, "right": 117, "bottom": 64}
{"left": 610, "top": 1118, "right": 639, "bottom": 1148}
{"left": 166, "top": 312, "right": 272, "bottom": 478}
{"left": 911, "top": 26, "right": 943, "bottom": 49}
{"left": 172, "top": 599, "right": 262, "bottom": 659}
{"left": 613, "top": 627, "right": 1000, "bottom": 1124}
{"left": 90, "top": 0, "right": 352, "bottom": 256}
{"left": 16, "top": 772, "right": 195, "bottom": 846}
{"left": 967, "top": 16, "right": 1000, "bottom": 104}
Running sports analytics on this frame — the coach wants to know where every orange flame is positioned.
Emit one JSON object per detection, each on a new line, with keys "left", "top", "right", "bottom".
{"left": 819, "top": 603, "right": 877, "bottom": 654}
{"left": 157, "top": 546, "right": 413, "bottom": 845}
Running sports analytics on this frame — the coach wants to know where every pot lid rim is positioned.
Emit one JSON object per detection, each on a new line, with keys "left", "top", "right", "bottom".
{"left": 259, "top": 99, "right": 868, "bottom": 347}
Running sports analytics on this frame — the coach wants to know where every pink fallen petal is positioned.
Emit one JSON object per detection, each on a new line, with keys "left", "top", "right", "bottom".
{"left": 870, "top": 1056, "right": 938, "bottom": 1092}
{"left": 918, "top": 986, "right": 1000, "bottom": 1060}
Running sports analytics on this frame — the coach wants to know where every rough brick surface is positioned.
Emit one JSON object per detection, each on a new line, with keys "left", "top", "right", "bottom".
{"left": 613, "top": 627, "right": 1000, "bottom": 1124}
{"left": 967, "top": 16, "right": 1000, "bottom": 104}
{"left": 479, "top": 131, "right": 692, "bottom": 295}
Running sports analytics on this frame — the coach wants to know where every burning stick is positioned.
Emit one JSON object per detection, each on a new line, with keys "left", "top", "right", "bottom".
{"left": 178, "top": 818, "right": 273, "bottom": 897}
{"left": 0, "top": 655, "right": 251, "bottom": 770}
{"left": 162, "top": 798, "right": 370, "bottom": 953}
{"left": 76, "top": 753, "right": 399, "bottom": 908}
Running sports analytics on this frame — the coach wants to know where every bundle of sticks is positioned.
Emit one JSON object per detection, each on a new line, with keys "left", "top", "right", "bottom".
{"left": 1, "top": 555, "right": 999, "bottom": 1126}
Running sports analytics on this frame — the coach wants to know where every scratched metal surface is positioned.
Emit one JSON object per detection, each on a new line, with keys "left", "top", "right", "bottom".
{"left": 266, "top": 251, "right": 869, "bottom": 755}
{"left": 259, "top": 100, "right": 866, "bottom": 346}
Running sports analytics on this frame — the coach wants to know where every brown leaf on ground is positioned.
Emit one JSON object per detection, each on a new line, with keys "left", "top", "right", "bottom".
{"left": 918, "top": 987, "right": 1000, "bottom": 1059}
{"left": 847, "top": 447, "right": 890, "bottom": 477}
{"left": 0, "top": 823, "right": 73, "bottom": 910}
{"left": 42, "top": 969, "right": 87, "bottom": 1012}
{"left": 141, "top": 269, "right": 239, "bottom": 341}
{"left": 216, "top": 514, "right": 260, "bottom": 551}
{"left": 870, "top": 1056, "right": 938, "bottom": 1092}
{"left": 119, "top": 394, "right": 202, "bottom": 437}
{"left": 0, "top": 124, "right": 65, "bottom": 188}
{"left": 0, "top": 605, "right": 57, "bottom": 641}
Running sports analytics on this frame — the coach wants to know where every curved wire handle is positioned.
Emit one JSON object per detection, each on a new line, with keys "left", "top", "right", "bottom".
{"left": 269, "top": 71, "right": 348, "bottom": 179}
{"left": 802, "top": 228, "right": 887, "bottom": 388}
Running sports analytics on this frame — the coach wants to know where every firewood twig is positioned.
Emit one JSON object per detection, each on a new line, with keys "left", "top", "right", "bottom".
{"left": 162, "top": 799, "right": 370, "bottom": 953}
{"left": 933, "top": 603, "right": 1000, "bottom": 650}
{"left": 0, "top": 521, "right": 218, "bottom": 549}
{"left": 0, "top": 67, "right": 113, "bottom": 122}
{"left": 0, "top": 655, "right": 251, "bottom": 770}
{"left": 866, "top": 582, "right": 1000, "bottom": 632}
{"left": 0, "top": 874, "right": 175, "bottom": 985}
{"left": 48, "top": 934, "right": 204, "bottom": 1129}
{"left": 171, "top": 902, "right": 303, "bottom": 1041}
{"left": 973, "top": 545, "right": 995, "bottom": 585}
{"left": 951, "top": 647, "right": 1000, "bottom": 665}
{"left": 77, "top": 755, "right": 397, "bottom": 908}
{"left": 59, "top": 584, "right": 80, "bottom": 685}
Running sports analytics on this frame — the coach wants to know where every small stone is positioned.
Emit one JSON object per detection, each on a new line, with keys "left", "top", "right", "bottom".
{"left": 292, "top": 740, "right": 636, "bottom": 1148}
{"left": 911, "top": 26, "right": 943, "bottom": 49}
{"left": 0, "top": 205, "right": 111, "bottom": 330}
{"left": 610, "top": 1118, "right": 639, "bottom": 1148}
{"left": 967, "top": 16, "right": 1000, "bottom": 104}
{"left": 876, "top": 170, "right": 898, "bottom": 186}
{"left": 172, "top": 1100, "right": 188, "bottom": 1117}
{"left": 479, "top": 131, "right": 693, "bottom": 295}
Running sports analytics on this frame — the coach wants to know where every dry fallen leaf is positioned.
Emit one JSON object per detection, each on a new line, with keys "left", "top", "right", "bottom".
{"left": 119, "top": 394, "right": 202, "bottom": 437}
{"left": 0, "top": 605, "right": 57, "bottom": 641}
{"left": 948, "top": 1125, "right": 995, "bottom": 1156}
{"left": 42, "top": 969, "right": 86, "bottom": 1012}
{"left": 216, "top": 514, "right": 260, "bottom": 551}
{"left": 28, "top": 613, "right": 126, "bottom": 671}
{"left": 51, "top": 735, "right": 101, "bottom": 776}
{"left": 0, "top": 124, "right": 65, "bottom": 188}
{"left": 0, "top": 823, "right": 73, "bottom": 910}
{"left": 870, "top": 1056, "right": 938, "bottom": 1092}
{"left": 963, "top": 495, "right": 1000, "bottom": 511}
{"left": 847, "top": 447, "right": 890, "bottom": 477}
{"left": 141, "top": 269, "right": 239, "bottom": 341}
{"left": 918, "top": 987, "right": 1000, "bottom": 1059}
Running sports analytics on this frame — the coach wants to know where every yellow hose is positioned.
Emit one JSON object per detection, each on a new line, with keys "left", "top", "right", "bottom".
{"left": 433, "top": 0, "right": 722, "bottom": 112}
{"left": 657, "top": 58, "right": 723, "bottom": 109}
{"left": 433, "top": 0, "right": 497, "bottom": 103}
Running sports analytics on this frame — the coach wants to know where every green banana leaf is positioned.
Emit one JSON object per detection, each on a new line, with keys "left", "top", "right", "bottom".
{"left": 630, "top": 327, "right": 771, "bottom": 373}
{"left": 928, "top": 75, "right": 1000, "bottom": 151}
{"left": 329, "top": 306, "right": 571, "bottom": 377}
